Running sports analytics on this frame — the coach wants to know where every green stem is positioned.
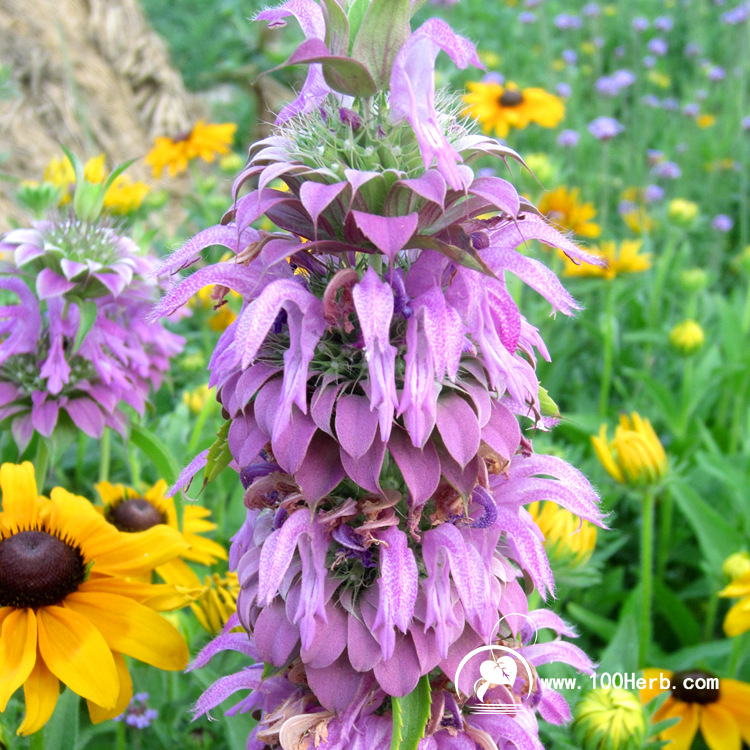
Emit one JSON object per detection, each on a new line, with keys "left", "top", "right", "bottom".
{"left": 729, "top": 635, "right": 743, "bottom": 678}
{"left": 656, "top": 490, "right": 673, "bottom": 581}
{"left": 598, "top": 282, "right": 616, "bottom": 417}
{"left": 98, "top": 427, "right": 111, "bottom": 483}
{"left": 639, "top": 488, "right": 655, "bottom": 667}
{"left": 116, "top": 721, "right": 127, "bottom": 750}
{"left": 678, "top": 358, "right": 694, "bottom": 441}
{"left": 35, "top": 438, "right": 50, "bottom": 493}
{"left": 30, "top": 727, "right": 45, "bottom": 750}
{"left": 703, "top": 590, "right": 719, "bottom": 642}
{"left": 188, "top": 390, "right": 216, "bottom": 455}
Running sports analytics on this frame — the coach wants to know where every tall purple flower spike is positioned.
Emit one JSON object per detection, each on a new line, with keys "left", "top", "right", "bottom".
{"left": 151, "top": 1, "right": 609, "bottom": 745}
{"left": 390, "top": 18, "right": 483, "bottom": 190}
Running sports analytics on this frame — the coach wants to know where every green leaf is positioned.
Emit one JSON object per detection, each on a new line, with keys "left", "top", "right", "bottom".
{"left": 130, "top": 423, "right": 180, "bottom": 485}
{"left": 351, "top": 0, "right": 411, "bottom": 89}
{"left": 652, "top": 579, "right": 701, "bottom": 646}
{"left": 391, "top": 674, "right": 431, "bottom": 750}
{"left": 60, "top": 145, "right": 84, "bottom": 191}
{"left": 565, "top": 602, "right": 617, "bottom": 641}
{"left": 669, "top": 480, "right": 744, "bottom": 574}
{"left": 44, "top": 687, "right": 80, "bottom": 750}
{"left": 321, "top": 0, "right": 350, "bottom": 56}
{"left": 204, "top": 421, "right": 232, "bottom": 487}
{"left": 71, "top": 299, "right": 98, "bottom": 355}
{"left": 346, "top": 0, "right": 370, "bottom": 52}
{"left": 538, "top": 385, "right": 560, "bottom": 419}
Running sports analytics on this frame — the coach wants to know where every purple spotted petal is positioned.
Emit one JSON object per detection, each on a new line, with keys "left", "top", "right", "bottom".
{"left": 468, "top": 176, "right": 521, "bottom": 217}
{"left": 352, "top": 269, "right": 398, "bottom": 441}
{"left": 372, "top": 526, "right": 418, "bottom": 660}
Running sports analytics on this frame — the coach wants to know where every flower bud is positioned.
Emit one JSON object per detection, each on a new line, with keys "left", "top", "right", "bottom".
{"left": 592, "top": 413, "right": 668, "bottom": 485}
{"left": 679, "top": 268, "right": 708, "bottom": 292}
{"left": 573, "top": 688, "right": 646, "bottom": 750}
{"left": 723, "top": 551, "right": 750, "bottom": 581}
{"left": 667, "top": 198, "right": 699, "bottom": 227}
{"left": 669, "top": 319, "right": 705, "bottom": 355}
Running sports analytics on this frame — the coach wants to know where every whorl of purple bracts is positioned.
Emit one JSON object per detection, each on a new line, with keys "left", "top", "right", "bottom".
{"left": 190, "top": 612, "right": 588, "bottom": 748}
{"left": 0, "top": 223, "right": 152, "bottom": 299}
{"left": 0, "top": 276, "right": 183, "bottom": 450}
{"left": 152, "top": 163, "right": 603, "bottom": 506}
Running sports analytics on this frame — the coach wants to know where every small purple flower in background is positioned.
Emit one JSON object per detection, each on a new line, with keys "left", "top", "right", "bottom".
{"left": 647, "top": 149, "right": 665, "bottom": 165}
{"left": 662, "top": 97, "right": 680, "bottom": 111}
{"left": 555, "top": 13, "right": 582, "bottom": 29}
{"left": 613, "top": 69, "right": 636, "bottom": 88}
{"left": 721, "top": 4, "right": 748, "bottom": 23}
{"left": 633, "top": 16, "right": 650, "bottom": 31}
{"left": 483, "top": 71, "right": 505, "bottom": 85}
{"left": 651, "top": 160, "right": 682, "bottom": 179}
{"left": 519, "top": 11, "right": 537, "bottom": 24}
{"left": 642, "top": 55, "right": 657, "bottom": 69}
{"left": 676, "top": 142, "right": 689, "bottom": 154}
{"left": 596, "top": 76, "right": 620, "bottom": 97}
{"left": 648, "top": 38, "right": 668, "bottom": 56}
{"left": 682, "top": 103, "right": 699, "bottom": 117}
{"left": 707, "top": 65, "right": 726, "bottom": 81}
{"left": 618, "top": 200, "right": 638, "bottom": 216}
{"left": 696, "top": 88, "right": 708, "bottom": 101}
{"left": 558, "top": 129, "right": 580, "bottom": 147}
{"left": 588, "top": 116, "right": 624, "bottom": 140}
{"left": 645, "top": 184, "right": 665, "bottom": 203}
{"left": 742, "top": 115, "right": 750, "bottom": 131}
{"left": 654, "top": 15, "right": 674, "bottom": 31}
{"left": 685, "top": 42, "right": 701, "bottom": 57}
{"left": 562, "top": 49, "right": 578, "bottom": 65}
{"left": 556, "top": 82, "right": 572, "bottom": 98}
{"left": 642, "top": 94, "right": 661, "bottom": 108}
{"left": 525, "top": 0, "right": 543, "bottom": 6}
{"left": 583, "top": 2, "right": 601, "bottom": 17}
{"left": 593, "top": 35, "right": 605, "bottom": 48}
{"left": 713, "top": 214, "right": 734, "bottom": 232}
{"left": 114, "top": 693, "right": 159, "bottom": 729}
{"left": 614, "top": 46, "right": 626, "bottom": 58}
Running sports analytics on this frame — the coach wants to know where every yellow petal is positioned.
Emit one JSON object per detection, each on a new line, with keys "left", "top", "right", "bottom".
{"left": 37, "top": 606, "right": 119, "bottom": 709}
{"left": 701, "top": 703, "right": 740, "bottom": 750}
{"left": 0, "top": 608, "right": 38, "bottom": 709}
{"left": 82, "top": 575, "right": 197, "bottom": 611}
{"left": 64, "top": 592, "right": 188, "bottom": 671}
{"left": 156, "top": 557, "right": 204, "bottom": 590}
{"left": 721, "top": 680, "right": 750, "bottom": 745}
{"left": 87, "top": 652, "right": 133, "bottom": 724}
{"left": 661, "top": 703, "right": 700, "bottom": 750}
{"left": 0, "top": 462, "right": 39, "bottom": 530}
{"left": 723, "top": 599, "right": 750, "bottom": 637}
{"left": 84, "top": 524, "right": 190, "bottom": 575}
{"left": 94, "top": 481, "right": 125, "bottom": 506}
{"left": 18, "top": 649, "right": 59, "bottom": 736}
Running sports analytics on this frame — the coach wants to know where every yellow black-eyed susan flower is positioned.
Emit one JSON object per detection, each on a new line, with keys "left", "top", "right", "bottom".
{"left": 574, "top": 687, "right": 646, "bottom": 750}
{"left": 640, "top": 669, "right": 750, "bottom": 749}
{"left": 0, "top": 463, "right": 190, "bottom": 735}
{"left": 96, "top": 480, "right": 227, "bottom": 590}
{"left": 146, "top": 121, "right": 237, "bottom": 178}
{"left": 190, "top": 571, "right": 240, "bottom": 635}
{"left": 563, "top": 240, "right": 651, "bottom": 280}
{"left": 538, "top": 186, "right": 601, "bottom": 239}
{"left": 463, "top": 81, "right": 564, "bottom": 138}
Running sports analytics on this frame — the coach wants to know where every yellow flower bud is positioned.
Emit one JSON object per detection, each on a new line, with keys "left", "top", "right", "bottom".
{"left": 667, "top": 199, "right": 699, "bottom": 227}
{"left": 679, "top": 268, "right": 708, "bottom": 292}
{"left": 182, "top": 384, "right": 214, "bottom": 415}
{"left": 528, "top": 501, "right": 597, "bottom": 567}
{"left": 669, "top": 319, "right": 705, "bottom": 355}
{"left": 524, "top": 153, "right": 556, "bottom": 186}
{"left": 219, "top": 152, "right": 245, "bottom": 174}
{"left": 723, "top": 551, "right": 750, "bottom": 581}
{"left": 592, "top": 413, "right": 668, "bottom": 485}
{"left": 573, "top": 688, "right": 646, "bottom": 750}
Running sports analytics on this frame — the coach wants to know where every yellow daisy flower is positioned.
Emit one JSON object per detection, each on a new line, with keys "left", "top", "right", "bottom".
{"left": 192, "top": 285, "right": 239, "bottom": 331}
{"left": 146, "top": 120, "right": 237, "bottom": 178}
{"left": 96, "top": 480, "right": 227, "bottom": 591}
{"left": 640, "top": 669, "right": 750, "bottom": 749}
{"left": 0, "top": 463, "right": 190, "bottom": 735}
{"left": 538, "top": 187, "right": 601, "bottom": 239}
{"left": 102, "top": 175, "right": 151, "bottom": 215}
{"left": 720, "top": 565, "right": 750, "bottom": 637}
{"left": 463, "top": 81, "right": 564, "bottom": 138}
{"left": 592, "top": 413, "right": 667, "bottom": 485}
{"left": 528, "top": 501, "right": 597, "bottom": 567}
{"left": 190, "top": 571, "right": 240, "bottom": 635}
{"left": 563, "top": 240, "right": 651, "bottom": 280}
